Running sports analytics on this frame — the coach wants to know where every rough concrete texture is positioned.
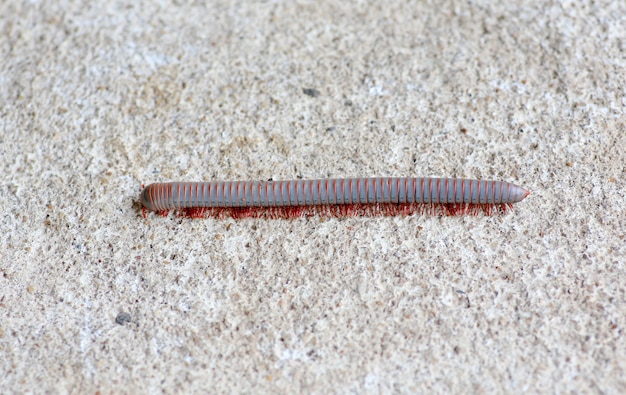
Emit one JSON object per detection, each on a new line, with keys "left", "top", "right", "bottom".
{"left": 1, "top": 0, "right": 625, "bottom": 393}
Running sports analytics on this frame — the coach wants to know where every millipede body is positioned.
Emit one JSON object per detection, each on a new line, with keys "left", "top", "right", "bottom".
{"left": 140, "top": 177, "right": 530, "bottom": 219}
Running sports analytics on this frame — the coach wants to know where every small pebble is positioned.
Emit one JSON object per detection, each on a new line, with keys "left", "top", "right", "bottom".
{"left": 115, "top": 312, "right": 131, "bottom": 325}
{"left": 302, "top": 88, "right": 320, "bottom": 97}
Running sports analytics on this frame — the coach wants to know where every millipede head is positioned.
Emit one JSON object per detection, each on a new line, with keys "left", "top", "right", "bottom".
{"left": 139, "top": 184, "right": 156, "bottom": 212}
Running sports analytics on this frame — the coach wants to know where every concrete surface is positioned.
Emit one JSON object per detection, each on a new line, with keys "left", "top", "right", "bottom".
{"left": 1, "top": 0, "right": 625, "bottom": 393}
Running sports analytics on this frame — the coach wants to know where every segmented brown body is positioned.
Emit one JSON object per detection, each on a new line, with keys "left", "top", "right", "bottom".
{"left": 140, "top": 178, "right": 529, "bottom": 218}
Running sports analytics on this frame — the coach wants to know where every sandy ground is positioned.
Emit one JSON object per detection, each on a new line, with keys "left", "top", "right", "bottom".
{"left": 1, "top": 0, "right": 625, "bottom": 393}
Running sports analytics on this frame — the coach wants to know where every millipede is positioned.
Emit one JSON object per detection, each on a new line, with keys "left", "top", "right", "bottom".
{"left": 139, "top": 177, "right": 529, "bottom": 219}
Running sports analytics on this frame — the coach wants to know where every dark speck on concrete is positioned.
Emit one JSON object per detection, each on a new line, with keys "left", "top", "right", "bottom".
{"left": 115, "top": 312, "right": 132, "bottom": 325}
{"left": 302, "top": 88, "right": 320, "bottom": 98}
